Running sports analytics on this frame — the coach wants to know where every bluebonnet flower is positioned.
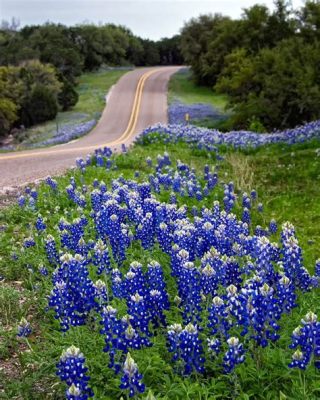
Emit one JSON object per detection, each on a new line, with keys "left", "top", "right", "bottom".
{"left": 21, "top": 120, "right": 96, "bottom": 149}
{"left": 127, "top": 293, "right": 151, "bottom": 336}
{"left": 207, "top": 337, "right": 221, "bottom": 357}
{"left": 148, "top": 289, "right": 168, "bottom": 327}
{"left": 157, "top": 223, "right": 172, "bottom": 253}
{"left": 281, "top": 227, "right": 312, "bottom": 291}
{"left": 147, "top": 261, "right": 169, "bottom": 309}
{"left": 200, "top": 264, "right": 217, "bottom": 297}
{"left": 18, "top": 195, "right": 26, "bottom": 207}
{"left": 250, "top": 190, "right": 257, "bottom": 200}
{"left": 136, "top": 212, "right": 155, "bottom": 249}
{"left": 35, "top": 215, "right": 46, "bottom": 231}
{"left": 255, "top": 236, "right": 278, "bottom": 284}
{"left": 48, "top": 254, "right": 97, "bottom": 331}
{"left": 111, "top": 268, "right": 124, "bottom": 298}
{"left": 242, "top": 193, "right": 251, "bottom": 209}
{"left": 101, "top": 306, "right": 151, "bottom": 373}
{"left": 208, "top": 296, "right": 230, "bottom": 338}
{"left": 24, "top": 237, "right": 36, "bottom": 248}
{"left": 167, "top": 323, "right": 182, "bottom": 362}
{"left": 168, "top": 101, "right": 225, "bottom": 125}
{"left": 257, "top": 203, "right": 263, "bottom": 212}
{"left": 123, "top": 262, "right": 148, "bottom": 299}
{"left": 38, "top": 264, "right": 49, "bottom": 276}
{"left": 120, "top": 353, "right": 145, "bottom": 398}
{"left": 94, "top": 280, "right": 109, "bottom": 306}
{"left": 289, "top": 312, "right": 320, "bottom": 370}
{"left": 56, "top": 345, "right": 93, "bottom": 399}
{"left": 45, "top": 176, "right": 58, "bottom": 191}
{"left": 242, "top": 208, "right": 251, "bottom": 225}
{"left": 45, "top": 235, "right": 60, "bottom": 266}
{"left": 277, "top": 275, "right": 297, "bottom": 314}
{"left": 17, "top": 317, "right": 32, "bottom": 338}
{"left": 138, "top": 119, "right": 320, "bottom": 150}
{"left": 176, "top": 261, "right": 202, "bottom": 324}
{"left": 248, "top": 282, "right": 281, "bottom": 347}
{"left": 93, "top": 239, "right": 111, "bottom": 275}
{"left": 223, "top": 337, "right": 245, "bottom": 373}
{"left": 167, "top": 323, "right": 205, "bottom": 375}
{"left": 66, "top": 383, "right": 88, "bottom": 400}
{"left": 28, "top": 196, "right": 36, "bottom": 210}
{"left": 269, "top": 219, "right": 278, "bottom": 234}
{"left": 30, "top": 189, "right": 38, "bottom": 201}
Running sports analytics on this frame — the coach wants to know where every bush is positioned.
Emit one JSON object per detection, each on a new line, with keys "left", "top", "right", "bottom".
{"left": 26, "top": 84, "right": 58, "bottom": 125}
{"left": 58, "top": 77, "right": 79, "bottom": 111}
{"left": 0, "top": 97, "right": 17, "bottom": 137}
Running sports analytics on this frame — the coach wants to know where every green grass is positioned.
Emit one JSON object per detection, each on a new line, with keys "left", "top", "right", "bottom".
{"left": 0, "top": 139, "right": 320, "bottom": 399}
{"left": 222, "top": 141, "right": 320, "bottom": 267}
{"left": 9, "top": 69, "right": 128, "bottom": 148}
{"left": 168, "top": 69, "right": 227, "bottom": 110}
{"left": 72, "top": 69, "right": 128, "bottom": 116}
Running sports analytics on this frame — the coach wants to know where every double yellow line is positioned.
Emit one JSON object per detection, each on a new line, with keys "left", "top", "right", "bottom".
{"left": 0, "top": 68, "right": 160, "bottom": 161}
{"left": 111, "top": 68, "right": 159, "bottom": 146}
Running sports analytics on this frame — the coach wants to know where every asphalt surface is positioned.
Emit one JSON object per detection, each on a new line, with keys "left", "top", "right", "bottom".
{"left": 0, "top": 66, "right": 181, "bottom": 190}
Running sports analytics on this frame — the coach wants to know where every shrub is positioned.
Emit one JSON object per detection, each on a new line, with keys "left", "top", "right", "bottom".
{"left": 58, "top": 77, "right": 79, "bottom": 111}
{"left": 0, "top": 97, "right": 17, "bottom": 137}
{"left": 25, "top": 84, "right": 58, "bottom": 125}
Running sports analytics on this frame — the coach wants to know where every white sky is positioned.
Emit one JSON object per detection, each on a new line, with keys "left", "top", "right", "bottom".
{"left": 1, "top": 0, "right": 305, "bottom": 40}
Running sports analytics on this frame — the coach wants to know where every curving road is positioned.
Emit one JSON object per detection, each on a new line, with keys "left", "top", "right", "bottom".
{"left": 0, "top": 66, "right": 181, "bottom": 190}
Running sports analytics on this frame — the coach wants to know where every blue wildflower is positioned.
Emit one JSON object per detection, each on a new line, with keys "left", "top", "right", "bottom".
{"left": 56, "top": 345, "right": 93, "bottom": 399}
{"left": 17, "top": 317, "right": 32, "bottom": 338}
{"left": 223, "top": 337, "right": 245, "bottom": 373}
{"left": 289, "top": 312, "right": 320, "bottom": 370}
{"left": 120, "top": 353, "right": 145, "bottom": 398}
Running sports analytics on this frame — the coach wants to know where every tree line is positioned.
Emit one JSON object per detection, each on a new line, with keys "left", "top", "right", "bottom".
{"left": 0, "top": 22, "right": 183, "bottom": 137}
{"left": 180, "top": 0, "right": 320, "bottom": 130}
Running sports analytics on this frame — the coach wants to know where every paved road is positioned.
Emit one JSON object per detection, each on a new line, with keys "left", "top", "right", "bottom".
{"left": 0, "top": 66, "right": 181, "bottom": 189}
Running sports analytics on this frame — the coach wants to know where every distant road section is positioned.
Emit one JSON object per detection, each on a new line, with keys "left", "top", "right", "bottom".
{"left": 0, "top": 66, "right": 182, "bottom": 188}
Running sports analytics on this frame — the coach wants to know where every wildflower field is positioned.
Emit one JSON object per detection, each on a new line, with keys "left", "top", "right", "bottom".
{"left": 1, "top": 122, "right": 320, "bottom": 399}
{"left": 168, "top": 69, "right": 228, "bottom": 130}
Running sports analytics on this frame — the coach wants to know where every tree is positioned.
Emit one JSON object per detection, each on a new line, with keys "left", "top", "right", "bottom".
{"left": 180, "top": 14, "right": 241, "bottom": 85}
{"left": 140, "top": 39, "right": 160, "bottom": 66}
{"left": 24, "top": 84, "right": 58, "bottom": 125}
{"left": 157, "top": 35, "right": 183, "bottom": 65}
{"left": 298, "top": 0, "right": 320, "bottom": 41}
{"left": 0, "top": 97, "right": 17, "bottom": 137}
{"left": 58, "top": 76, "right": 79, "bottom": 111}
{"left": 216, "top": 38, "right": 320, "bottom": 129}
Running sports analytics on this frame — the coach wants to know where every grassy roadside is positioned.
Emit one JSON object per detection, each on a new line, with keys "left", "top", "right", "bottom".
{"left": 71, "top": 69, "right": 128, "bottom": 116}
{"left": 5, "top": 69, "right": 128, "bottom": 149}
{"left": 0, "top": 138, "right": 319, "bottom": 399}
{"left": 168, "top": 68, "right": 227, "bottom": 110}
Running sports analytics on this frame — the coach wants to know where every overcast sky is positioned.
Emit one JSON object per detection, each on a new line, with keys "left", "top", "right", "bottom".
{"left": 1, "top": 0, "right": 304, "bottom": 40}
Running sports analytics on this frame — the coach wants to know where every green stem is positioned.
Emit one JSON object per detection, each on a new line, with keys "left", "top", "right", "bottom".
{"left": 25, "top": 338, "right": 33, "bottom": 352}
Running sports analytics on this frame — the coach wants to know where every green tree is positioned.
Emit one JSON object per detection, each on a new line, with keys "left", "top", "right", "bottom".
{"left": 58, "top": 76, "right": 79, "bottom": 111}
{"left": 0, "top": 97, "right": 17, "bottom": 137}
{"left": 24, "top": 84, "right": 58, "bottom": 125}
{"left": 140, "top": 39, "right": 160, "bottom": 66}
{"left": 298, "top": 0, "right": 320, "bottom": 41}
{"left": 157, "top": 35, "right": 183, "bottom": 65}
{"left": 216, "top": 38, "right": 320, "bottom": 129}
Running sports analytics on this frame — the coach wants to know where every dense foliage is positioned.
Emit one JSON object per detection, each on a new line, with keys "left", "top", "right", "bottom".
{"left": 180, "top": 0, "right": 320, "bottom": 129}
{"left": 0, "top": 60, "right": 62, "bottom": 136}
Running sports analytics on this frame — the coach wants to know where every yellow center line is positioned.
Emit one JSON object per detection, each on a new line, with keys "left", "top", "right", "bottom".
{"left": 0, "top": 68, "right": 162, "bottom": 162}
